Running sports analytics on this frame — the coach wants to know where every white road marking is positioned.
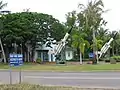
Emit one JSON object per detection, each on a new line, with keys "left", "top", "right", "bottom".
{"left": 24, "top": 76, "right": 120, "bottom": 80}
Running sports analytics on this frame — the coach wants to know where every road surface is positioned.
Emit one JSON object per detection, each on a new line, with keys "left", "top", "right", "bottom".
{"left": 0, "top": 70, "right": 120, "bottom": 89}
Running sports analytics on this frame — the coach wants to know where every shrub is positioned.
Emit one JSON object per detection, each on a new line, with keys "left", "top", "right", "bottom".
{"left": 36, "top": 58, "right": 42, "bottom": 64}
{"left": 110, "top": 55, "right": 120, "bottom": 62}
{"left": 103, "top": 55, "right": 120, "bottom": 62}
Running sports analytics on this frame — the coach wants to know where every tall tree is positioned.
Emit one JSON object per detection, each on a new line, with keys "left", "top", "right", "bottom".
{"left": 65, "top": 0, "right": 108, "bottom": 61}
{"left": 72, "top": 30, "right": 90, "bottom": 64}
{"left": 78, "top": 0, "right": 107, "bottom": 63}
{"left": 114, "top": 31, "right": 120, "bottom": 55}
{"left": 0, "top": 12, "right": 65, "bottom": 62}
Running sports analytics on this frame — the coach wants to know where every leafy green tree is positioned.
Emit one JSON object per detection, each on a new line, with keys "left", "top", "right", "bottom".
{"left": 65, "top": 11, "right": 77, "bottom": 27}
{"left": 107, "top": 31, "right": 118, "bottom": 56}
{"left": 72, "top": 30, "right": 90, "bottom": 64}
{"left": 114, "top": 31, "right": 120, "bottom": 55}
{"left": 65, "top": 0, "right": 109, "bottom": 62}
{"left": 0, "top": 12, "right": 65, "bottom": 62}
{"left": 78, "top": 0, "right": 107, "bottom": 45}
{"left": 91, "top": 39, "right": 103, "bottom": 50}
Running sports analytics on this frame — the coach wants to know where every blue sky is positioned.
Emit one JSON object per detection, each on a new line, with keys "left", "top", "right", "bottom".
{"left": 3, "top": 0, "right": 120, "bottom": 31}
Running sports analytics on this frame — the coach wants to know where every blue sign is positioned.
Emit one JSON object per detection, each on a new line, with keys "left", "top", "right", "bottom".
{"left": 89, "top": 53, "right": 94, "bottom": 58}
{"left": 9, "top": 54, "right": 23, "bottom": 67}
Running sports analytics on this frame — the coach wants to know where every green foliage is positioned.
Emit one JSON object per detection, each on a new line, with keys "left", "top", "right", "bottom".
{"left": 72, "top": 30, "right": 90, "bottom": 54}
{"left": 103, "top": 56, "right": 120, "bottom": 62}
{"left": 65, "top": 0, "right": 109, "bottom": 59}
{"left": 0, "top": 12, "right": 65, "bottom": 44}
{"left": 65, "top": 11, "right": 77, "bottom": 27}
{"left": 110, "top": 56, "right": 120, "bottom": 61}
{"left": 0, "top": 11, "right": 66, "bottom": 61}
{"left": 91, "top": 39, "right": 104, "bottom": 50}
{"left": 1, "top": 0, "right": 120, "bottom": 62}
{"left": 36, "top": 58, "right": 41, "bottom": 63}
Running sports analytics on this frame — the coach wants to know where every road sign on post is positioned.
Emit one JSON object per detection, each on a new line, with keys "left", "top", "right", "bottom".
{"left": 9, "top": 54, "right": 23, "bottom": 84}
{"left": 9, "top": 54, "right": 23, "bottom": 67}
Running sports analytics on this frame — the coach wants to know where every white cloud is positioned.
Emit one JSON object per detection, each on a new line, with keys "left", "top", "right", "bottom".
{"left": 2, "top": 0, "right": 120, "bottom": 31}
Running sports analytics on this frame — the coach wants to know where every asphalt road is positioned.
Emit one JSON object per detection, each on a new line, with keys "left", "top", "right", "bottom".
{"left": 0, "top": 70, "right": 120, "bottom": 89}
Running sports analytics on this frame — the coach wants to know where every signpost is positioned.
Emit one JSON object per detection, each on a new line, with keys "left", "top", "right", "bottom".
{"left": 9, "top": 54, "right": 23, "bottom": 84}
{"left": 89, "top": 53, "right": 94, "bottom": 58}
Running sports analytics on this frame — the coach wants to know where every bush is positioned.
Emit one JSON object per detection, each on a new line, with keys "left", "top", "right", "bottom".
{"left": 36, "top": 58, "right": 42, "bottom": 64}
{"left": 110, "top": 56, "right": 120, "bottom": 62}
{"left": 103, "top": 56, "right": 120, "bottom": 62}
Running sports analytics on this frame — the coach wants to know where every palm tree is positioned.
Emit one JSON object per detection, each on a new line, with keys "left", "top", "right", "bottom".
{"left": 0, "top": 1, "right": 7, "bottom": 10}
{"left": 78, "top": 0, "right": 108, "bottom": 64}
{"left": 107, "top": 31, "right": 117, "bottom": 56}
{"left": 78, "top": 0, "right": 107, "bottom": 30}
{"left": 91, "top": 39, "right": 103, "bottom": 50}
{"left": 109, "top": 30, "right": 120, "bottom": 56}
{"left": 95, "top": 27, "right": 109, "bottom": 59}
{"left": 72, "top": 30, "right": 90, "bottom": 64}
{"left": 96, "top": 27, "right": 109, "bottom": 41}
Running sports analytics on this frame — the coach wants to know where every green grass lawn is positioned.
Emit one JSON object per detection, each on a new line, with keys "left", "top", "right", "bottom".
{"left": 0, "top": 63, "right": 120, "bottom": 72}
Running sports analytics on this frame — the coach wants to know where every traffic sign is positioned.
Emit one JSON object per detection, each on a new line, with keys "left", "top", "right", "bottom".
{"left": 9, "top": 54, "right": 23, "bottom": 84}
{"left": 89, "top": 53, "right": 94, "bottom": 58}
{"left": 9, "top": 54, "right": 23, "bottom": 67}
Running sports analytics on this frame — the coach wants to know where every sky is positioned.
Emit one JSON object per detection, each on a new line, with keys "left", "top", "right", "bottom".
{"left": 2, "top": 0, "right": 120, "bottom": 31}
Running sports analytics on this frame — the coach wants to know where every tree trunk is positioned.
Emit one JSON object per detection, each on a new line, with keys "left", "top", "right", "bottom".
{"left": 22, "top": 43, "right": 27, "bottom": 62}
{"left": 77, "top": 47, "right": 80, "bottom": 61}
{"left": 27, "top": 47, "right": 29, "bottom": 62}
{"left": 96, "top": 51, "right": 99, "bottom": 63}
{"left": 5, "top": 46, "right": 9, "bottom": 62}
{"left": 24, "top": 52, "right": 27, "bottom": 62}
{"left": 33, "top": 49, "right": 37, "bottom": 62}
{"left": 92, "top": 30, "right": 97, "bottom": 64}
{"left": 0, "top": 38, "right": 6, "bottom": 63}
{"left": 31, "top": 48, "right": 34, "bottom": 62}
{"left": 107, "top": 49, "right": 110, "bottom": 57}
{"left": 14, "top": 42, "right": 17, "bottom": 54}
{"left": 79, "top": 51, "right": 82, "bottom": 64}
{"left": 112, "top": 42, "right": 114, "bottom": 56}
{"left": 116, "top": 47, "right": 118, "bottom": 55}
